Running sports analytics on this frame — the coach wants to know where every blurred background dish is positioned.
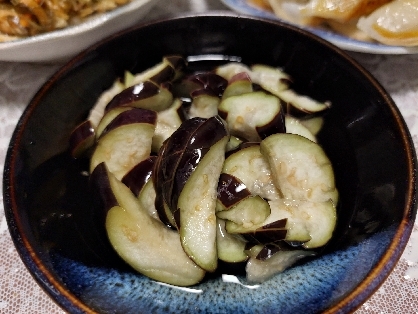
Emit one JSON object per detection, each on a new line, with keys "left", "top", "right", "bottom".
{"left": 0, "top": 0, "right": 161, "bottom": 62}
{"left": 221, "top": 0, "right": 418, "bottom": 54}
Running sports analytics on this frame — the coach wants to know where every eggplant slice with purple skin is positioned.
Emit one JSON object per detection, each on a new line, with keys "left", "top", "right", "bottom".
{"left": 216, "top": 173, "right": 252, "bottom": 212}
{"left": 153, "top": 115, "right": 229, "bottom": 272}
{"left": 90, "top": 107, "right": 157, "bottom": 180}
{"left": 88, "top": 55, "right": 186, "bottom": 128}
{"left": 82, "top": 56, "right": 338, "bottom": 286}
{"left": 91, "top": 163, "right": 206, "bottom": 286}
{"left": 222, "top": 72, "right": 254, "bottom": 99}
{"left": 218, "top": 91, "right": 285, "bottom": 142}
{"left": 105, "top": 80, "right": 174, "bottom": 113}
{"left": 69, "top": 120, "right": 95, "bottom": 158}
{"left": 222, "top": 144, "right": 282, "bottom": 201}
{"left": 188, "top": 88, "right": 220, "bottom": 119}
{"left": 260, "top": 133, "right": 338, "bottom": 204}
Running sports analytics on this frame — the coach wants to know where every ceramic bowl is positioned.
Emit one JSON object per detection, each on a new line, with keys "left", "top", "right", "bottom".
{"left": 3, "top": 13, "right": 417, "bottom": 314}
{"left": 0, "top": 0, "right": 161, "bottom": 62}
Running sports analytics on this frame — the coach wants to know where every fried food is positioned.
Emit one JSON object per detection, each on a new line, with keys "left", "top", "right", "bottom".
{"left": 357, "top": 0, "right": 418, "bottom": 46}
{"left": 253, "top": 0, "right": 418, "bottom": 46}
{"left": 0, "top": 0, "right": 131, "bottom": 42}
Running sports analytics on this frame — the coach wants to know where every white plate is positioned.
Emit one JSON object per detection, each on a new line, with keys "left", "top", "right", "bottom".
{"left": 0, "top": 0, "right": 161, "bottom": 62}
{"left": 221, "top": 0, "right": 418, "bottom": 54}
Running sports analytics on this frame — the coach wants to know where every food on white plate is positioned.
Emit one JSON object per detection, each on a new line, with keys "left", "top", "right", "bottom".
{"left": 71, "top": 55, "right": 338, "bottom": 286}
{"left": 249, "top": 0, "right": 418, "bottom": 46}
{"left": 357, "top": 0, "right": 418, "bottom": 47}
{"left": 0, "top": 0, "right": 134, "bottom": 42}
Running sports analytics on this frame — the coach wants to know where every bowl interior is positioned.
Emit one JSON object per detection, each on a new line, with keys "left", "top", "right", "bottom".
{"left": 4, "top": 13, "right": 417, "bottom": 314}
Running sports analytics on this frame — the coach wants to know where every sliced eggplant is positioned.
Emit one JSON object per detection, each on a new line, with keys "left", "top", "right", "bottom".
{"left": 105, "top": 81, "right": 173, "bottom": 112}
{"left": 188, "top": 88, "right": 220, "bottom": 119}
{"left": 177, "top": 135, "right": 229, "bottom": 271}
{"left": 173, "top": 72, "right": 228, "bottom": 99}
{"left": 88, "top": 79, "right": 125, "bottom": 128}
{"left": 95, "top": 106, "right": 132, "bottom": 139}
{"left": 222, "top": 145, "right": 282, "bottom": 201}
{"left": 215, "top": 62, "right": 253, "bottom": 81}
{"left": 152, "top": 98, "right": 184, "bottom": 152}
{"left": 216, "top": 173, "right": 251, "bottom": 212}
{"left": 155, "top": 116, "right": 229, "bottom": 218}
{"left": 129, "top": 55, "right": 186, "bottom": 86}
{"left": 268, "top": 199, "right": 337, "bottom": 249}
{"left": 260, "top": 133, "right": 338, "bottom": 203}
{"left": 240, "top": 219, "right": 288, "bottom": 244}
{"left": 95, "top": 164, "right": 206, "bottom": 286}
{"left": 216, "top": 195, "right": 271, "bottom": 229}
{"left": 222, "top": 72, "right": 253, "bottom": 99}
{"left": 69, "top": 120, "right": 95, "bottom": 158}
{"left": 216, "top": 218, "right": 248, "bottom": 263}
{"left": 285, "top": 115, "right": 317, "bottom": 142}
{"left": 121, "top": 156, "right": 156, "bottom": 197}
{"left": 225, "top": 135, "right": 243, "bottom": 152}
{"left": 250, "top": 64, "right": 290, "bottom": 95}
{"left": 218, "top": 91, "right": 285, "bottom": 142}
{"left": 153, "top": 116, "right": 229, "bottom": 271}
{"left": 279, "top": 89, "right": 331, "bottom": 115}
{"left": 137, "top": 179, "right": 160, "bottom": 221}
{"left": 90, "top": 108, "right": 157, "bottom": 180}
{"left": 299, "top": 116, "right": 324, "bottom": 136}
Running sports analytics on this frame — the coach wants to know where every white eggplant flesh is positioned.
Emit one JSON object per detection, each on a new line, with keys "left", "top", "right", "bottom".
{"left": 218, "top": 91, "right": 284, "bottom": 142}
{"left": 223, "top": 145, "right": 282, "bottom": 201}
{"left": 90, "top": 122, "right": 155, "bottom": 180}
{"left": 260, "top": 133, "right": 338, "bottom": 204}
{"left": 216, "top": 218, "right": 248, "bottom": 263}
{"left": 152, "top": 98, "right": 183, "bottom": 152}
{"left": 177, "top": 136, "right": 229, "bottom": 272}
{"left": 285, "top": 115, "right": 317, "bottom": 142}
{"left": 267, "top": 199, "right": 337, "bottom": 248}
{"left": 216, "top": 195, "right": 271, "bottom": 229}
{"left": 105, "top": 171, "right": 205, "bottom": 286}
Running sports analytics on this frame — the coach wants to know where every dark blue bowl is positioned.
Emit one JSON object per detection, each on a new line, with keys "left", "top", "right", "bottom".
{"left": 4, "top": 12, "right": 417, "bottom": 314}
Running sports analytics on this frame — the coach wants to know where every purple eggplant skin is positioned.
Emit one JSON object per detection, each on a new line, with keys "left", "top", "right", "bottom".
{"left": 154, "top": 116, "right": 229, "bottom": 227}
{"left": 152, "top": 140, "right": 175, "bottom": 227}
{"left": 170, "top": 147, "right": 210, "bottom": 226}
{"left": 242, "top": 219, "right": 288, "bottom": 244}
{"left": 190, "top": 73, "right": 227, "bottom": 97}
{"left": 69, "top": 120, "right": 95, "bottom": 158}
{"left": 242, "top": 228, "right": 288, "bottom": 245}
{"left": 256, "top": 107, "right": 286, "bottom": 139}
{"left": 174, "top": 73, "right": 228, "bottom": 99}
{"left": 89, "top": 162, "right": 118, "bottom": 224}
{"left": 99, "top": 107, "right": 157, "bottom": 138}
{"left": 165, "top": 55, "right": 187, "bottom": 72}
{"left": 106, "top": 81, "right": 159, "bottom": 110}
{"left": 217, "top": 173, "right": 251, "bottom": 210}
{"left": 105, "top": 81, "right": 172, "bottom": 112}
{"left": 217, "top": 106, "right": 286, "bottom": 140}
{"left": 255, "top": 245, "right": 281, "bottom": 261}
{"left": 121, "top": 156, "right": 156, "bottom": 197}
{"left": 222, "top": 72, "right": 253, "bottom": 99}
{"left": 148, "top": 65, "right": 175, "bottom": 85}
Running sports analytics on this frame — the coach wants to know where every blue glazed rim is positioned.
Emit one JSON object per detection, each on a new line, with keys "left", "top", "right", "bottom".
{"left": 3, "top": 12, "right": 418, "bottom": 314}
